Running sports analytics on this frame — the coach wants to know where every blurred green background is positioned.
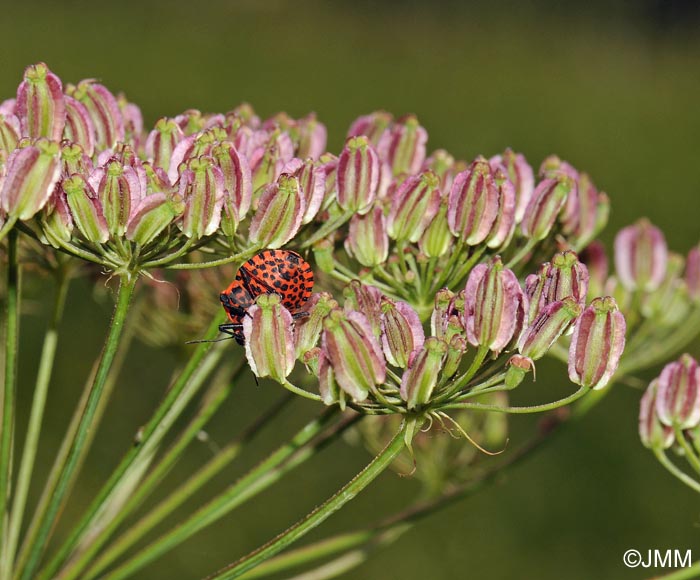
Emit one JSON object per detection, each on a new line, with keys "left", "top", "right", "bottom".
{"left": 4, "top": 1, "right": 700, "bottom": 579}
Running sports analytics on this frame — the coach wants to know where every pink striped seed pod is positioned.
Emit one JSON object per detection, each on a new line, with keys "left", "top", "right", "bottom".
{"left": 520, "top": 174, "right": 572, "bottom": 241}
{"left": 0, "top": 139, "right": 61, "bottom": 221}
{"left": 67, "top": 79, "right": 124, "bottom": 151}
{"left": 345, "top": 206, "right": 389, "bottom": 268}
{"left": 16, "top": 62, "right": 66, "bottom": 142}
{"left": 178, "top": 156, "right": 225, "bottom": 239}
{"left": 464, "top": 257, "right": 526, "bottom": 354}
{"left": 639, "top": 380, "right": 674, "bottom": 450}
{"left": 387, "top": 170, "right": 441, "bottom": 244}
{"left": 243, "top": 294, "right": 296, "bottom": 383}
{"left": 376, "top": 114, "right": 426, "bottom": 177}
{"left": 448, "top": 158, "right": 500, "bottom": 246}
{"left": 336, "top": 136, "right": 380, "bottom": 215}
{"left": 614, "top": 219, "right": 668, "bottom": 292}
{"left": 655, "top": 354, "right": 700, "bottom": 430}
{"left": 380, "top": 298, "right": 425, "bottom": 369}
{"left": 322, "top": 309, "right": 386, "bottom": 402}
{"left": 249, "top": 173, "right": 305, "bottom": 248}
{"left": 400, "top": 337, "right": 448, "bottom": 410}
{"left": 568, "top": 296, "right": 626, "bottom": 390}
{"left": 489, "top": 148, "right": 534, "bottom": 224}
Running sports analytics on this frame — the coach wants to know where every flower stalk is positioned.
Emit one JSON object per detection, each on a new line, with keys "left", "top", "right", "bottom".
{"left": 82, "top": 394, "right": 294, "bottom": 580}
{"left": 203, "top": 419, "right": 410, "bottom": 580}
{"left": 235, "top": 411, "right": 562, "bottom": 580}
{"left": 0, "top": 229, "right": 20, "bottom": 562}
{"left": 97, "top": 408, "right": 349, "bottom": 580}
{"left": 55, "top": 360, "right": 245, "bottom": 580}
{"left": 17, "top": 273, "right": 137, "bottom": 580}
{"left": 2, "top": 262, "right": 71, "bottom": 578}
{"left": 35, "top": 315, "right": 228, "bottom": 580}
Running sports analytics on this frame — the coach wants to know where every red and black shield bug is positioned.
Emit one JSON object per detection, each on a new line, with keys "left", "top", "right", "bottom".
{"left": 218, "top": 249, "right": 314, "bottom": 345}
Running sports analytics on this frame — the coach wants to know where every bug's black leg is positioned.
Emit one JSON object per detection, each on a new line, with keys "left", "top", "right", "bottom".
{"left": 218, "top": 323, "right": 243, "bottom": 335}
{"left": 218, "top": 323, "right": 245, "bottom": 345}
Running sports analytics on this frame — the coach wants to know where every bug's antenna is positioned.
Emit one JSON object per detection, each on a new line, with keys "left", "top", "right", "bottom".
{"left": 185, "top": 336, "right": 236, "bottom": 345}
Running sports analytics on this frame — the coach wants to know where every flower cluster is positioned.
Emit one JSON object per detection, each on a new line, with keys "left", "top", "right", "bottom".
{"left": 580, "top": 219, "right": 700, "bottom": 376}
{"left": 0, "top": 63, "right": 611, "bottom": 299}
{"left": 640, "top": 354, "right": 700, "bottom": 449}
{"left": 591, "top": 220, "right": 700, "bottom": 494}
{"left": 0, "top": 63, "right": 329, "bottom": 273}
{"left": 639, "top": 354, "right": 700, "bottom": 492}
{"left": 241, "top": 251, "right": 625, "bottom": 417}
{"left": 10, "top": 61, "right": 700, "bottom": 465}
{"left": 314, "top": 113, "right": 610, "bottom": 318}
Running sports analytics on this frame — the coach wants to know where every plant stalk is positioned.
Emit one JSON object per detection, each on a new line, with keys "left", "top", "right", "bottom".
{"left": 83, "top": 393, "right": 294, "bottom": 580}
{"left": 2, "top": 267, "right": 70, "bottom": 579}
{"left": 100, "top": 408, "right": 347, "bottom": 580}
{"left": 35, "top": 316, "right": 226, "bottom": 580}
{"left": 57, "top": 361, "right": 244, "bottom": 580}
{"left": 203, "top": 419, "right": 409, "bottom": 580}
{"left": 0, "top": 229, "right": 21, "bottom": 576}
{"left": 17, "top": 273, "right": 138, "bottom": 580}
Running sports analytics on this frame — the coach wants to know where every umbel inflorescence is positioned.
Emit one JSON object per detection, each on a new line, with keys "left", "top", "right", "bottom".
{"left": 3, "top": 60, "right": 700, "bottom": 453}
{"left": 2, "top": 62, "right": 700, "bottom": 580}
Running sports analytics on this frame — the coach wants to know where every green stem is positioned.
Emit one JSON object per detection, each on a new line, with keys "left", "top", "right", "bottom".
{"left": 403, "top": 252, "right": 423, "bottom": 299}
{"left": 448, "top": 246, "right": 487, "bottom": 289}
{"left": 35, "top": 316, "right": 227, "bottom": 580}
{"left": 51, "top": 234, "right": 118, "bottom": 268}
{"left": 617, "top": 307, "right": 700, "bottom": 376}
{"left": 431, "top": 237, "right": 465, "bottom": 291}
{"left": 452, "top": 382, "right": 511, "bottom": 402}
{"left": 281, "top": 380, "right": 322, "bottom": 402}
{"left": 650, "top": 560, "right": 700, "bottom": 580}
{"left": 442, "top": 386, "right": 588, "bottom": 414}
{"left": 652, "top": 448, "right": 700, "bottom": 494}
{"left": 286, "top": 545, "right": 399, "bottom": 580}
{"left": 203, "top": 420, "right": 409, "bottom": 580}
{"left": 83, "top": 393, "right": 294, "bottom": 580}
{"left": 505, "top": 238, "right": 536, "bottom": 270}
{"left": 99, "top": 408, "right": 347, "bottom": 580}
{"left": 239, "top": 409, "right": 567, "bottom": 580}
{"left": 140, "top": 238, "right": 194, "bottom": 268}
{"left": 458, "top": 371, "right": 507, "bottom": 395}
{"left": 237, "top": 531, "right": 378, "bottom": 580}
{"left": 300, "top": 209, "right": 353, "bottom": 249}
{"left": 434, "top": 345, "right": 490, "bottom": 404}
{"left": 673, "top": 425, "right": 700, "bottom": 476}
{"left": 17, "top": 273, "right": 138, "bottom": 580}
{"left": 14, "top": 297, "right": 137, "bottom": 580}
{"left": 371, "top": 266, "right": 409, "bottom": 296}
{"left": 395, "top": 243, "right": 410, "bottom": 279}
{"left": 0, "top": 229, "right": 20, "bottom": 569}
{"left": 255, "top": 525, "right": 411, "bottom": 580}
{"left": 2, "top": 267, "right": 71, "bottom": 579}
{"left": 0, "top": 216, "right": 18, "bottom": 243}
{"left": 165, "top": 245, "right": 261, "bottom": 270}
{"left": 57, "top": 361, "right": 245, "bottom": 580}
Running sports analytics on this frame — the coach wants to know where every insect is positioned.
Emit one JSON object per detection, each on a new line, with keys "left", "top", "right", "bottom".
{"left": 219, "top": 249, "right": 314, "bottom": 345}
